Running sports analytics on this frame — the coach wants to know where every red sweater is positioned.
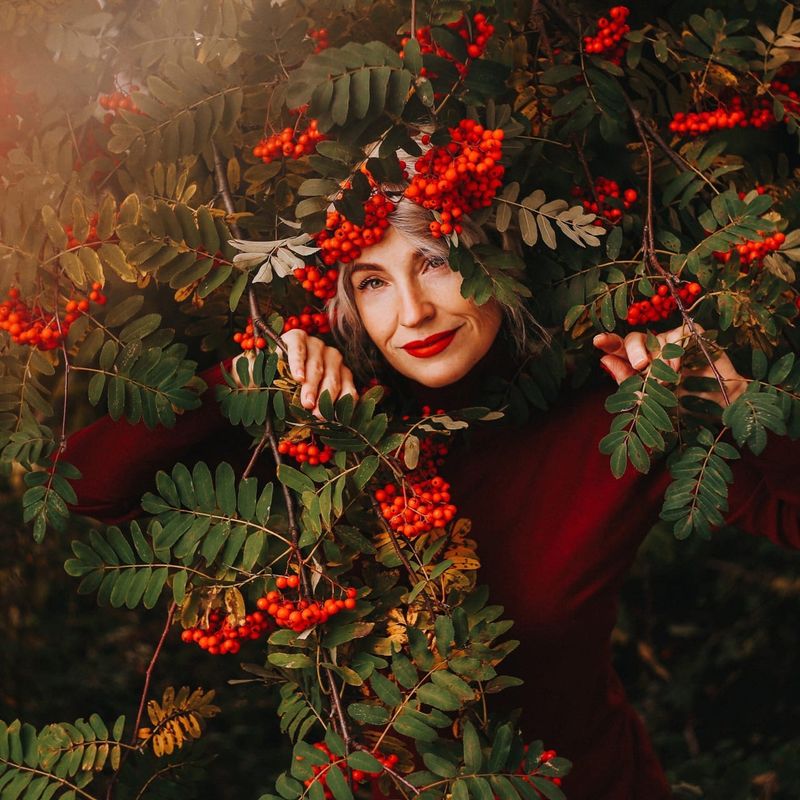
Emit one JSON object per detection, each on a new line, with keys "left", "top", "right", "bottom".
{"left": 65, "top": 364, "right": 800, "bottom": 800}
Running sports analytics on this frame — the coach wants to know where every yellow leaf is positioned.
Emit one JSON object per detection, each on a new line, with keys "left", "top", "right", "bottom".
{"left": 174, "top": 280, "right": 199, "bottom": 302}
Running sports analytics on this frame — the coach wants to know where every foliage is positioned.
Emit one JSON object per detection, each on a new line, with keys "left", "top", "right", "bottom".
{"left": 0, "top": 0, "right": 798, "bottom": 798}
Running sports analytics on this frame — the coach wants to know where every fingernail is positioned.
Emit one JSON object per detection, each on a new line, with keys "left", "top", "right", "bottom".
{"left": 634, "top": 359, "right": 648, "bottom": 370}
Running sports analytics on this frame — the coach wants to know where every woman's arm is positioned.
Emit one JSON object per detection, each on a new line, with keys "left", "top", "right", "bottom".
{"left": 724, "top": 431, "right": 800, "bottom": 548}
{"left": 594, "top": 328, "right": 800, "bottom": 547}
{"left": 68, "top": 335, "right": 357, "bottom": 523}
{"left": 67, "top": 361, "right": 244, "bottom": 523}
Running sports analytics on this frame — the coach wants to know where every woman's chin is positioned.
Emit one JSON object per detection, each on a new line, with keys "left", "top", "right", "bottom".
{"left": 393, "top": 357, "right": 470, "bottom": 388}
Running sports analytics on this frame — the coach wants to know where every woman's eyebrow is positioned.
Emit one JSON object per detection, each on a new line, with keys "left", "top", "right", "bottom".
{"left": 350, "top": 262, "right": 387, "bottom": 275}
{"left": 350, "top": 250, "right": 430, "bottom": 275}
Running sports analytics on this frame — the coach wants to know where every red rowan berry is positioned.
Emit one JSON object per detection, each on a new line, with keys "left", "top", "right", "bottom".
{"left": 583, "top": 7, "right": 630, "bottom": 64}
{"left": 253, "top": 119, "right": 325, "bottom": 165}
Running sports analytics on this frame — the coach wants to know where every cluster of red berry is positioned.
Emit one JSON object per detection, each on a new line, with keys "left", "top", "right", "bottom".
{"left": 64, "top": 211, "right": 108, "bottom": 250}
{"left": 625, "top": 282, "right": 702, "bottom": 327}
{"left": 712, "top": 230, "right": 786, "bottom": 267}
{"left": 291, "top": 265, "right": 341, "bottom": 302}
{"left": 256, "top": 576, "right": 358, "bottom": 633}
{"left": 98, "top": 88, "right": 144, "bottom": 126}
{"left": 404, "top": 120, "right": 505, "bottom": 239}
{"left": 252, "top": 120, "right": 325, "bottom": 164}
{"left": 570, "top": 177, "right": 638, "bottom": 225}
{"left": 669, "top": 82, "right": 800, "bottom": 137}
{"left": 313, "top": 192, "right": 396, "bottom": 269}
{"left": 302, "top": 742, "right": 399, "bottom": 799}
{"left": 374, "top": 476, "right": 456, "bottom": 538}
{"left": 180, "top": 607, "right": 271, "bottom": 656}
{"left": 282, "top": 306, "right": 331, "bottom": 336}
{"left": 308, "top": 27, "right": 329, "bottom": 53}
{"left": 277, "top": 435, "right": 334, "bottom": 465}
{"left": 232, "top": 318, "right": 268, "bottom": 352}
{"left": 583, "top": 6, "right": 631, "bottom": 64}
{"left": 401, "top": 12, "right": 494, "bottom": 80}
{"left": 0, "top": 284, "right": 107, "bottom": 350}
{"left": 771, "top": 79, "right": 800, "bottom": 116}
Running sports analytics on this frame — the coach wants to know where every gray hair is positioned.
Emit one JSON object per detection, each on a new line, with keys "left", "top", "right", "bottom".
{"left": 326, "top": 196, "right": 546, "bottom": 380}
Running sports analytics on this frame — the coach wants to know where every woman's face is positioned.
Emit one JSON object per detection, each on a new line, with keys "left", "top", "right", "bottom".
{"left": 349, "top": 224, "right": 503, "bottom": 387}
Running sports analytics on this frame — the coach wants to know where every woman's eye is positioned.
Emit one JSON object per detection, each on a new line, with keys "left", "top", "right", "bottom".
{"left": 357, "top": 276, "right": 385, "bottom": 291}
{"left": 424, "top": 256, "right": 448, "bottom": 270}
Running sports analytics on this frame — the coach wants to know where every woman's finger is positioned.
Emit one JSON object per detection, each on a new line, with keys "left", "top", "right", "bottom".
{"left": 623, "top": 332, "right": 649, "bottom": 371}
{"left": 592, "top": 332, "right": 626, "bottom": 357}
{"left": 300, "top": 338, "right": 326, "bottom": 410}
{"left": 315, "top": 348, "right": 344, "bottom": 412}
{"left": 600, "top": 354, "right": 638, "bottom": 385}
{"left": 340, "top": 367, "right": 358, "bottom": 401}
{"left": 282, "top": 329, "right": 308, "bottom": 382}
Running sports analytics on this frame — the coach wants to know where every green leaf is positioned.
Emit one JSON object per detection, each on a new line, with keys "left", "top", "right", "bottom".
{"left": 462, "top": 720, "right": 483, "bottom": 772}
{"left": 393, "top": 712, "right": 437, "bottom": 742}
{"left": 416, "top": 684, "right": 460, "bottom": 711}
{"left": 488, "top": 723, "right": 513, "bottom": 772}
{"left": 278, "top": 464, "right": 316, "bottom": 494}
{"left": 403, "top": 38, "right": 422, "bottom": 73}
{"left": 435, "top": 615, "right": 454, "bottom": 658}
{"left": 143, "top": 567, "right": 168, "bottom": 609}
{"left": 347, "top": 703, "right": 390, "bottom": 725}
{"left": 391, "top": 652, "right": 418, "bottom": 689}
{"left": 353, "top": 455, "right": 379, "bottom": 491}
{"left": 370, "top": 672, "right": 402, "bottom": 707}
{"left": 324, "top": 764, "right": 354, "bottom": 800}
{"left": 551, "top": 86, "right": 588, "bottom": 116}
{"left": 768, "top": 352, "right": 795, "bottom": 385}
{"left": 268, "top": 653, "right": 314, "bottom": 669}
{"left": 627, "top": 433, "right": 650, "bottom": 474}
{"left": 606, "top": 225, "right": 622, "bottom": 260}
{"left": 610, "top": 441, "right": 627, "bottom": 478}
{"left": 423, "top": 752, "right": 457, "bottom": 778}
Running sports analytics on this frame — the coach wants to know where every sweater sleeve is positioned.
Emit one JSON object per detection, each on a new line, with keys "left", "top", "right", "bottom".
{"left": 725, "top": 432, "right": 800, "bottom": 548}
{"left": 65, "top": 361, "right": 250, "bottom": 524}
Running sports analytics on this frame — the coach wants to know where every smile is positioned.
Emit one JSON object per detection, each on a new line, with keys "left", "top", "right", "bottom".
{"left": 401, "top": 328, "right": 460, "bottom": 358}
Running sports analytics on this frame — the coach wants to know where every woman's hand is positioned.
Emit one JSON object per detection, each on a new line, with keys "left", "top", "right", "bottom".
{"left": 280, "top": 329, "right": 358, "bottom": 415}
{"left": 593, "top": 324, "right": 748, "bottom": 405}
{"left": 233, "top": 331, "right": 358, "bottom": 416}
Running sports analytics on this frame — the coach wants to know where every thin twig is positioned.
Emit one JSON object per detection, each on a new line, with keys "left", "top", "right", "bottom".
{"left": 211, "top": 142, "right": 242, "bottom": 238}
{"left": 242, "top": 418, "right": 272, "bottom": 480}
{"left": 573, "top": 135, "right": 600, "bottom": 205}
{"left": 105, "top": 602, "right": 176, "bottom": 800}
{"left": 264, "top": 413, "right": 309, "bottom": 592}
{"left": 133, "top": 602, "right": 177, "bottom": 739}
{"left": 630, "top": 107, "right": 730, "bottom": 405}
{"left": 368, "top": 494, "right": 440, "bottom": 619}
{"left": 410, "top": 0, "right": 417, "bottom": 39}
{"left": 264, "top": 415, "right": 355, "bottom": 756}
{"left": 324, "top": 669, "right": 351, "bottom": 750}
{"left": 537, "top": 1, "right": 732, "bottom": 403}
{"left": 352, "top": 743, "right": 419, "bottom": 797}
{"left": 638, "top": 114, "right": 720, "bottom": 195}
{"left": 210, "top": 140, "right": 288, "bottom": 358}
{"left": 249, "top": 287, "right": 287, "bottom": 354}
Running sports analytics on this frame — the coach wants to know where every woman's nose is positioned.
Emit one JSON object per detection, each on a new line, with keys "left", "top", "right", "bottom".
{"left": 397, "top": 281, "right": 435, "bottom": 328}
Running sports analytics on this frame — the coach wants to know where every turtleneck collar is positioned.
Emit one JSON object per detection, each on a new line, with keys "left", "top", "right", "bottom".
{"left": 387, "top": 333, "right": 519, "bottom": 413}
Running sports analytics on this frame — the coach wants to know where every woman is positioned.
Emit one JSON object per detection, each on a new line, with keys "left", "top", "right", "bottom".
{"left": 67, "top": 199, "right": 799, "bottom": 799}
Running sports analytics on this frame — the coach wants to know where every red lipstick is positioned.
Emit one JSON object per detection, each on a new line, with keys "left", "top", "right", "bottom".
{"left": 401, "top": 328, "right": 459, "bottom": 358}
